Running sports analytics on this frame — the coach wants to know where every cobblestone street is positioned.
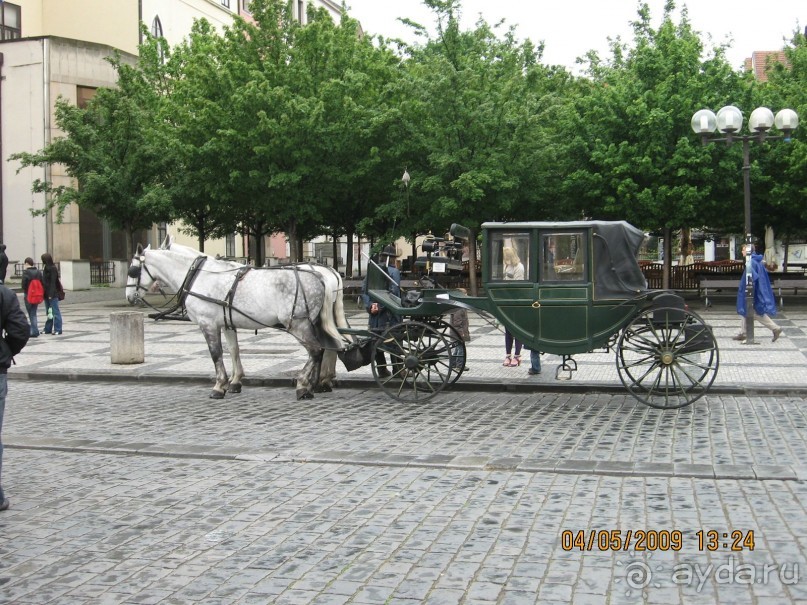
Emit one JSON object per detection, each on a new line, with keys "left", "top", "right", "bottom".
{"left": 3, "top": 382, "right": 807, "bottom": 604}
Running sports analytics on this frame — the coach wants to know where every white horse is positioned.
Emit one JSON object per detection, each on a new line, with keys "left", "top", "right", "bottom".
{"left": 125, "top": 238, "right": 350, "bottom": 400}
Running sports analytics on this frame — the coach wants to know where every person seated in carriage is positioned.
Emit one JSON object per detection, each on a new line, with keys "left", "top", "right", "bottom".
{"left": 361, "top": 245, "right": 402, "bottom": 377}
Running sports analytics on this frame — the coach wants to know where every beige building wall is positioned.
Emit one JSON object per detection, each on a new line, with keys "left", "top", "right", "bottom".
{"left": 1, "top": 37, "right": 134, "bottom": 264}
{"left": 17, "top": 0, "right": 140, "bottom": 54}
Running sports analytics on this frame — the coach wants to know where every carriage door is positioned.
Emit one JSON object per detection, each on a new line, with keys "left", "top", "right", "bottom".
{"left": 536, "top": 231, "right": 590, "bottom": 349}
{"left": 485, "top": 230, "right": 535, "bottom": 345}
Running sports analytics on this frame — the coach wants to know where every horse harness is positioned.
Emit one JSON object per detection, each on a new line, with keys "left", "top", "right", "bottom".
{"left": 133, "top": 254, "right": 327, "bottom": 331}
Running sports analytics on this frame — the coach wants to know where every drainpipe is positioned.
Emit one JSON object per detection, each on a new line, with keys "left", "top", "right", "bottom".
{"left": 42, "top": 38, "right": 52, "bottom": 256}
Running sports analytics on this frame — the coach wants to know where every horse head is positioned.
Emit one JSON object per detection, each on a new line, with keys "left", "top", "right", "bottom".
{"left": 125, "top": 244, "right": 158, "bottom": 304}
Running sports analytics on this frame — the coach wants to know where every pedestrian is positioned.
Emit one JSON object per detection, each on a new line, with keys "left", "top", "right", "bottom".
{"left": 0, "top": 280, "right": 31, "bottom": 511}
{"left": 41, "top": 253, "right": 64, "bottom": 335}
{"left": 502, "top": 246, "right": 524, "bottom": 366}
{"left": 527, "top": 348, "right": 542, "bottom": 375}
{"left": 21, "top": 258, "right": 45, "bottom": 338}
{"left": 734, "top": 246, "right": 782, "bottom": 342}
{"left": 362, "top": 245, "right": 402, "bottom": 377}
{"left": 0, "top": 244, "right": 8, "bottom": 284}
{"left": 449, "top": 288, "right": 470, "bottom": 371}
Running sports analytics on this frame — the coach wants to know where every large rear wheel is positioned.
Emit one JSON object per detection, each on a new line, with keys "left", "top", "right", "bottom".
{"left": 616, "top": 307, "right": 719, "bottom": 409}
{"left": 371, "top": 321, "right": 453, "bottom": 402}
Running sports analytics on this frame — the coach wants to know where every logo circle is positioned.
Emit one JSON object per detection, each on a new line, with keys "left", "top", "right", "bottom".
{"left": 625, "top": 561, "right": 652, "bottom": 589}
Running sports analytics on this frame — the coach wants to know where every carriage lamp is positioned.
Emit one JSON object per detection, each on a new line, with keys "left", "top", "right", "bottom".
{"left": 691, "top": 106, "right": 799, "bottom": 344}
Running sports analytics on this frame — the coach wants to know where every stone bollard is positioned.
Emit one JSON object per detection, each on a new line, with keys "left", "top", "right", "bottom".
{"left": 110, "top": 312, "right": 145, "bottom": 364}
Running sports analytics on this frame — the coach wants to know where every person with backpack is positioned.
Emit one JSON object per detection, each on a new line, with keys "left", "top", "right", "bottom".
{"left": 21, "top": 257, "right": 45, "bottom": 337}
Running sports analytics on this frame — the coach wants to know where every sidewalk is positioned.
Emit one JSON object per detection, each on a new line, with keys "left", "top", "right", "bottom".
{"left": 10, "top": 287, "right": 807, "bottom": 397}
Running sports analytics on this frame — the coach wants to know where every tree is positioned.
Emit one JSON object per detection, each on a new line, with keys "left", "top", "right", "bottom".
{"left": 565, "top": 1, "right": 748, "bottom": 286}
{"left": 383, "top": 0, "right": 572, "bottom": 293}
{"left": 10, "top": 55, "right": 173, "bottom": 257}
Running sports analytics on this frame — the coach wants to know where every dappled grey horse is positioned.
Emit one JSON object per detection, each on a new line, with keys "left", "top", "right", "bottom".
{"left": 125, "top": 238, "right": 350, "bottom": 399}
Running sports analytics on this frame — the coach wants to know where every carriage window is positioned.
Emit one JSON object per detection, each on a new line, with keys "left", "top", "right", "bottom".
{"left": 542, "top": 232, "right": 585, "bottom": 282}
{"left": 489, "top": 232, "right": 530, "bottom": 281}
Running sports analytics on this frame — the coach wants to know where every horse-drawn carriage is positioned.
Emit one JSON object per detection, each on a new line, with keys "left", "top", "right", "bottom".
{"left": 351, "top": 220, "right": 719, "bottom": 409}
{"left": 126, "top": 220, "right": 719, "bottom": 409}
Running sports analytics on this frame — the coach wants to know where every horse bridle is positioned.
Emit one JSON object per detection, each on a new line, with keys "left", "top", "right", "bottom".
{"left": 127, "top": 254, "right": 166, "bottom": 304}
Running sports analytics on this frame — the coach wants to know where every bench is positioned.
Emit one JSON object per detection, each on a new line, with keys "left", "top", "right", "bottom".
{"left": 700, "top": 276, "right": 806, "bottom": 309}
{"left": 774, "top": 278, "right": 807, "bottom": 309}
{"left": 699, "top": 277, "right": 740, "bottom": 309}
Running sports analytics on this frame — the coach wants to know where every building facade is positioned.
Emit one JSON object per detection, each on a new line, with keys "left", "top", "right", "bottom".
{"left": 1, "top": 0, "right": 343, "bottom": 275}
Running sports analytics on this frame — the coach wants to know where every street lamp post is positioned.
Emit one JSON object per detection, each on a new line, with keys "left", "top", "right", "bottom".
{"left": 691, "top": 105, "right": 798, "bottom": 344}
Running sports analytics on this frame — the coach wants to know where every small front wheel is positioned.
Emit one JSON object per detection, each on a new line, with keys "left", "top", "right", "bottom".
{"left": 371, "top": 321, "right": 453, "bottom": 402}
{"left": 616, "top": 307, "right": 719, "bottom": 409}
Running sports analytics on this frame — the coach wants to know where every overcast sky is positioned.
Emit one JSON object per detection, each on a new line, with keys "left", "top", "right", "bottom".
{"left": 343, "top": 0, "right": 803, "bottom": 73}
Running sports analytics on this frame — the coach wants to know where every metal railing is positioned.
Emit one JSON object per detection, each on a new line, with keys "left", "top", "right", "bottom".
{"left": 90, "top": 261, "right": 116, "bottom": 285}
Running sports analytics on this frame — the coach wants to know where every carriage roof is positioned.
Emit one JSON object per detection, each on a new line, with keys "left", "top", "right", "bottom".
{"left": 481, "top": 219, "right": 648, "bottom": 298}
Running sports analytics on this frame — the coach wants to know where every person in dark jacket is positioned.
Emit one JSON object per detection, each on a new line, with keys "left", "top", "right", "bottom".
{"left": 21, "top": 257, "right": 44, "bottom": 337}
{"left": 361, "top": 245, "right": 401, "bottom": 377}
{"left": 41, "top": 253, "right": 63, "bottom": 335}
{"left": 0, "top": 244, "right": 8, "bottom": 284}
{"left": 0, "top": 282, "right": 31, "bottom": 511}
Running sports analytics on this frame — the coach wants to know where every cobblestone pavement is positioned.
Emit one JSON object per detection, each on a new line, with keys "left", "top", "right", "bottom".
{"left": 1, "top": 289, "right": 806, "bottom": 604}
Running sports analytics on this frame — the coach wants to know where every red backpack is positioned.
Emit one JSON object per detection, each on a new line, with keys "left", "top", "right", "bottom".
{"left": 28, "top": 277, "right": 45, "bottom": 304}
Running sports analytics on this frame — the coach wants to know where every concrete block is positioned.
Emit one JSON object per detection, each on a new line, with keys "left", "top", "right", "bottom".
{"left": 110, "top": 312, "right": 144, "bottom": 364}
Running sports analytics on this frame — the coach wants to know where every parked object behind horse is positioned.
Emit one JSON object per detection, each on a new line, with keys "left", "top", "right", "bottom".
{"left": 125, "top": 238, "right": 351, "bottom": 400}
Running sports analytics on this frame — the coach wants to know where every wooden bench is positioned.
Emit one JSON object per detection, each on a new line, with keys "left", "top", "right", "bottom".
{"left": 774, "top": 278, "right": 807, "bottom": 309}
{"left": 701, "top": 276, "right": 806, "bottom": 309}
{"left": 699, "top": 277, "right": 740, "bottom": 309}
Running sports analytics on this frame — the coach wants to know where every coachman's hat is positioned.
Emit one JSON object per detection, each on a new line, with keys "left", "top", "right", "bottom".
{"left": 382, "top": 245, "right": 399, "bottom": 257}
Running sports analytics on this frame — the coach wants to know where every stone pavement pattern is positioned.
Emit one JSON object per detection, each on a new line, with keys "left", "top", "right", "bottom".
{"left": 1, "top": 288, "right": 806, "bottom": 604}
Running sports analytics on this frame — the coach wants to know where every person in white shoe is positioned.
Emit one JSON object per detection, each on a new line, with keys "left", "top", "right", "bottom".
{"left": 734, "top": 246, "right": 782, "bottom": 343}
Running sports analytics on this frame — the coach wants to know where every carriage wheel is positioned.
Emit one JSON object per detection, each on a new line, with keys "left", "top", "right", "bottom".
{"left": 616, "top": 307, "right": 719, "bottom": 409}
{"left": 429, "top": 319, "right": 466, "bottom": 387}
{"left": 371, "top": 321, "right": 453, "bottom": 402}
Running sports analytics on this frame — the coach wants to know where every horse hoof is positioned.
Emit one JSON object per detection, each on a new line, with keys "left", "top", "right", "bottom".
{"left": 296, "top": 389, "right": 314, "bottom": 400}
{"left": 210, "top": 390, "right": 226, "bottom": 399}
{"left": 229, "top": 384, "right": 242, "bottom": 394}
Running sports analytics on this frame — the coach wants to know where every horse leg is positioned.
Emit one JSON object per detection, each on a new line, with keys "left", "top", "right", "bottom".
{"left": 224, "top": 328, "right": 244, "bottom": 393}
{"left": 315, "top": 349, "right": 338, "bottom": 393}
{"left": 296, "top": 345, "right": 324, "bottom": 400}
{"left": 200, "top": 324, "right": 229, "bottom": 399}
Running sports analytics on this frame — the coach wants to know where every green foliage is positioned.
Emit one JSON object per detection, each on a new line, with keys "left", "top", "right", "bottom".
{"left": 10, "top": 0, "right": 807, "bottom": 264}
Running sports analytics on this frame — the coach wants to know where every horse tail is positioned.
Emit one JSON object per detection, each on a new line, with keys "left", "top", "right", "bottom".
{"left": 302, "top": 264, "right": 349, "bottom": 349}
{"left": 328, "top": 267, "right": 350, "bottom": 331}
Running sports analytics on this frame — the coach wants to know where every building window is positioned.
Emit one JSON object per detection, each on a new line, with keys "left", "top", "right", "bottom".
{"left": 226, "top": 233, "right": 236, "bottom": 258}
{"left": 221, "top": 0, "right": 230, "bottom": 9}
{"left": 1, "top": 2, "right": 21, "bottom": 40}
{"left": 241, "top": 0, "right": 252, "bottom": 13}
{"left": 157, "top": 222, "right": 168, "bottom": 246}
{"left": 151, "top": 16, "right": 163, "bottom": 38}
{"left": 76, "top": 86, "right": 97, "bottom": 109}
{"left": 297, "top": 0, "right": 305, "bottom": 23}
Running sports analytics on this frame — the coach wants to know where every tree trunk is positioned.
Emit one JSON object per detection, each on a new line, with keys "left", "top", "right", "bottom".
{"left": 287, "top": 220, "right": 298, "bottom": 262}
{"left": 332, "top": 231, "right": 339, "bottom": 272}
{"left": 662, "top": 227, "right": 672, "bottom": 290}
{"left": 296, "top": 236, "right": 304, "bottom": 263}
{"left": 347, "top": 230, "right": 355, "bottom": 278}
